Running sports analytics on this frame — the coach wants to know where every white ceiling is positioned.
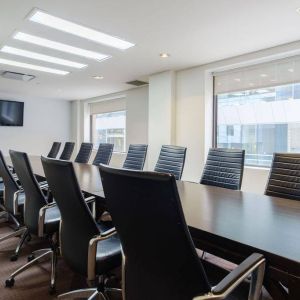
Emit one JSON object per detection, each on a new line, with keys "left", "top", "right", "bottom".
{"left": 0, "top": 0, "right": 300, "bottom": 101}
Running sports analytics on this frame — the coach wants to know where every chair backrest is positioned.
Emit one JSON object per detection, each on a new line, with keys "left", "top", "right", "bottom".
{"left": 123, "top": 144, "right": 148, "bottom": 170}
{"left": 0, "top": 151, "right": 20, "bottom": 213}
{"left": 59, "top": 142, "right": 75, "bottom": 160}
{"left": 200, "top": 148, "right": 245, "bottom": 190}
{"left": 154, "top": 145, "right": 187, "bottom": 180}
{"left": 74, "top": 142, "right": 93, "bottom": 163}
{"left": 9, "top": 150, "right": 48, "bottom": 234}
{"left": 47, "top": 142, "right": 61, "bottom": 158}
{"left": 265, "top": 153, "right": 300, "bottom": 200}
{"left": 41, "top": 157, "right": 100, "bottom": 276}
{"left": 92, "top": 143, "right": 114, "bottom": 166}
{"left": 99, "top": 165, "right": 210, "bottom": 300}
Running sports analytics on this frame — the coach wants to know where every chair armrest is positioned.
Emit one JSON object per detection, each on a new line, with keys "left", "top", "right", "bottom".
{"left": 194, "top": 253, "right": 265, "bottom": 300}
{"left": 38, "top": 202, "right": 57, "bottom": 237}
{"left": 87, "top": 228, "right": 118, "bottom": 281}
{"left": 13, "top": 189, "right": 24, "bottom": 215}
{"left": 84, "top": 196, "right": 96, "bottom": 218}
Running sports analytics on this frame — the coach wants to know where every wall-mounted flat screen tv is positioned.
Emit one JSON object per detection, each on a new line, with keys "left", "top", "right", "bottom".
{"left": 0, "top": 100, "right": 24, "bottom": 126}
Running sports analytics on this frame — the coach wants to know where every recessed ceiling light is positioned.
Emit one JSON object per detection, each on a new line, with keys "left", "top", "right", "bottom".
{"left": 14, "top": 32, "right": 110, "bottom": 62}
{"left": 288, "top": 68, "right": 294, "bottom": 73}
{"left": 93, "top": 75, "right": 104, "bottom": 80}
{"left": 296, "top": 7, "right": 300, "bottom": 14}
{"left": 260, "top": 73, "right": 268, "bottom": 78}
{"left": 0, "top": 57, "right": 69, "bottom": 75}
{"left": 1, "top": 46, "right": 87, "bottom": 69}
{"left": 28, "top": 10, "right": 135, "bottom": 50}
{"left": 159, "top": 53, "right": 170, "bottom": 58}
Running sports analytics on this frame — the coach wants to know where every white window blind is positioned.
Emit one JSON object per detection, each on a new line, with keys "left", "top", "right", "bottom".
{"left": 214, "top": 56, "right": 300, "bottom": 94}
{"left": 89, "top": 98, "right": 126, "bottom": 115}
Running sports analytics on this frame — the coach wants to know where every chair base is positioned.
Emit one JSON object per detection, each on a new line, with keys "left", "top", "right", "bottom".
{"left": 58, "top": 287, "right": 121, "bottom": 300}
{"left": 5, "top": 246, "right": 58, "bottom": 293}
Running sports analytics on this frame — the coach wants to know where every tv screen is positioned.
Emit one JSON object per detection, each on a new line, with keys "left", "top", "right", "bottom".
{"left": 0, "top": 100, "right": 24, "bottom": 126}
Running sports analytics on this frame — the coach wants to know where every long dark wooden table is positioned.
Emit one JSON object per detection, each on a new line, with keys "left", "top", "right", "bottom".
{"left": 12, "top": 156, "right": 300, "bottom": 300}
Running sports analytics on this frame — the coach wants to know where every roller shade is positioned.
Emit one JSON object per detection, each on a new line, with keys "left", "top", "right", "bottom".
{"left": 214, "top": 55, "right": 300, "bottom": 94}
{"left": 90, "top": 98, "right": 126, "bottom": 115}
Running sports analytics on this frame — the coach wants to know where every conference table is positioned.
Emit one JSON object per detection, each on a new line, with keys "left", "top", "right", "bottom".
{"left": 10, "top": 156, "right": 300, "bottom": 300}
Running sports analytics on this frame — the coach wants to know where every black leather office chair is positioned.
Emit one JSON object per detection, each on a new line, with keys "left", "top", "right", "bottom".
{"left": 154, "top": 145, "right": 187, "bottom": 180}
{"left": 5, "top": 150, "right": 61, "bottom": 293}
{"left": 200, "top": 148, "right": 245, "bottom": 190}
{"left": 41, "top": 157, "right": 121, "bottom": 299}
{"left": 265, "top": 152, "right": 300, "bottom": 200}
{"left": 0, "top": 151, "right": 28, "bottom": 260}
{"left": 100, "top": 165, "right": 266, "bottom": 300}
{"left": 47, "top": 142, "right": 61, "bottom": 159}
{"left": 74, "top": 142, "right": 93, "bottom": 163}
{"left": 59, "top": 142, "right": 75, "bottom": 161}
{"left": 123, "top": 144, "right": 148, "bottom": 170}
{"left": 92, "top": 143, "right": 114, "bottom": 166}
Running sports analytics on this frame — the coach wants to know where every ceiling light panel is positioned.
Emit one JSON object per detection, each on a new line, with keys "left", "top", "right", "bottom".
{"left": 1, "top": 46, "right": 86, "bottom": 69}
{"left": 0, "top": 58, "right": 69, "bottom": 75}
{"left": 14, "top": 32, "right": 110, "bottom": 62}
{"left": 29, "top": 10, "right": 135, "bottom": 50}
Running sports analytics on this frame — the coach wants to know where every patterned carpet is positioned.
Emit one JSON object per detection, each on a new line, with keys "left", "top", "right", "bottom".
{"left": 0, "top": 220, "right": 272, "bottom": 300}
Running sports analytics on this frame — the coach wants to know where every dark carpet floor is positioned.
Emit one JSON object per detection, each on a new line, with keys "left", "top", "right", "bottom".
{"left": 0, "top": 220, "right": 272, "bottom": 300}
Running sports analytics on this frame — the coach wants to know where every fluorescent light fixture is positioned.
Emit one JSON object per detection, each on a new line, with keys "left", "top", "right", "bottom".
{"left": 29, "top": 10, "right": 135, "bottom": 50}
{"left": 93, "top": 75, "right": 104, "bottom": 80}
{"left": 0, "top": 58, "right": 69, "bottom": 75}
{"left": 297, "top": 7, "right": 300, "bottom": 14}
{"left": 1, "top": 46, "right": 86, "bottom": 69}
{"left": 14, "top": 32, "right": 110, "bottom": 62}
{"left": 288, "top": 68, "right": 294, "bottom": 73}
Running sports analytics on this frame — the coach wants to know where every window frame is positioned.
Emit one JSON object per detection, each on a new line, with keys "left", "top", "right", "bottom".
{"left": 90, "top": 109, "right": 127, "bottom": 153}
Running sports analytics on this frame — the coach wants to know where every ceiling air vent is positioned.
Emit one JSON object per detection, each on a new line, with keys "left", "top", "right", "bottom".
{"left": 126, "top": 80, "right": 148, "bottom": 87}
{"left": 1, "top": 71, "right": 35, "bottom": 81}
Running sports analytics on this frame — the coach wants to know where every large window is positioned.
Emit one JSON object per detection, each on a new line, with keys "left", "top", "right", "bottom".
{"left": 91, "top": 110, "right": 126, "bottom": 152}
{"left": 215, "top": 83, "right": 300, "bottom": 167}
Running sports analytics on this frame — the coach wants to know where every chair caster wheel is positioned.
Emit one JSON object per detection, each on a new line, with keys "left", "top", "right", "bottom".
{"left": 10, "top": 254, "right": 18, "bottom": 261}
{"left": 49, "top": 286, "right": 56, "bottom": 295}
{"left": 5, "top": 278, "right": 15, "bottom": 288}
{"left": 27, "top": 254, "right": 35, "bottom": 262}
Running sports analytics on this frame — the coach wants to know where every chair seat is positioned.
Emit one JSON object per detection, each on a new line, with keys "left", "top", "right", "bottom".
{"left": 97, "top": 221, "right": 114, "bottom": 233}
{"left": 96, "top": 235, "right": 122, "bottom": 274}
{"left": 44, "top": 205, "right": 61, "bottom": 234}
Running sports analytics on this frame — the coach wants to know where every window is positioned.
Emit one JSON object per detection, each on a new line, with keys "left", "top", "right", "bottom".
{"left": 90, "top": 110, "right": 126, "bottom": 152}
{"left": 215, "top": 83, "right": 300, "bottom": 167}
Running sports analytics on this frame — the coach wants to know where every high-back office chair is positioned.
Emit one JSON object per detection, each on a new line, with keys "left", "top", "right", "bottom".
{"left": 92, "top": 143, "right": 114, "bottom": 166}
{"left": 100, "top": 165, "right": 266, "bottom": 300}
{"left": 123, "top": 144, "right": 148, "bottom": 170}
{"left": 47, "top": 142, "right": 61, "bottom": 158}
{"left": 0, "top": 151, "right": 27, "bottom": 260}
{"left": 41, "top": 157, "right": 121, "bottom": 299}
{"left": 74, "top": 142, "right": 93, "bottom": 163}
{"left": 5, "top": 151, "right": 61, "bottom": 293}
{"left": 154, "top": 145, "right": 187, "bottom": 180}
{"left": 59, "top": 142, "right": 75, "bottom": 160}
{"left": 265, "top": 153, "right": 300, "bottom": 200}
{"left": 200, "top": 148, "right": 245, "bottom": 190}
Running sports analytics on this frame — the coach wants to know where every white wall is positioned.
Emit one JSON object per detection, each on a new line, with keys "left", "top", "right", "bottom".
{"left": 72, "top": 86, "right": 149, "bottom": 168}
{"left": 0, "top": 97, "right": 71, "bottom": 156}
{"left": 148, "top": 71, "right": 176, "bottom": 168}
